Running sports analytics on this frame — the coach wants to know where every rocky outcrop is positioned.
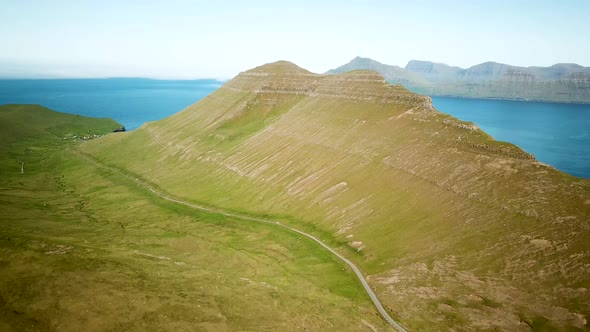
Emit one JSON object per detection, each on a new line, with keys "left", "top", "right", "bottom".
{"left": 467, "top": 142, "right": 536, "bottom": 160}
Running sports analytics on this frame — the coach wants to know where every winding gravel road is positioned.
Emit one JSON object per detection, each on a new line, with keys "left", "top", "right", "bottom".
{"left": 148, "top": 188, "right": 407, "bottom": 331}
{"left": 75, "top": 150, "right": 406, "bottom": 331}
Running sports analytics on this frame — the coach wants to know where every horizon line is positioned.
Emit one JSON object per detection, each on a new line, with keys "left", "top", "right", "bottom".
{"left": 0, "top": 76, "right": 230, "bottom": 81}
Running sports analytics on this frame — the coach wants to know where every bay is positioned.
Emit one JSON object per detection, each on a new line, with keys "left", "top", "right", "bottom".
{"left": 431, "top": 97, "right": 590, "bottom": 179}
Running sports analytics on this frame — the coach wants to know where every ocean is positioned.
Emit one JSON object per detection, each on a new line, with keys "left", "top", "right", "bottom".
{"left": 431, "top": 97, "right": 590, "bottom": 179}
{"left": 0, "top": 79, "right": 588, "bottom": 179}
{"left": 0, "top": 78, "right": 222, "bottom": 130}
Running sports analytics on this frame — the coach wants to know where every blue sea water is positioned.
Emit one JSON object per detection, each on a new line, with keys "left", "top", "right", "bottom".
{"left": 0, "top": 78, "right": 222, "bottom": 130}
{"left": 431, "top": 97, "right": 590, "bottom": 179}
{"left": 0, "top": 78, "right": 588, "bottom": 179}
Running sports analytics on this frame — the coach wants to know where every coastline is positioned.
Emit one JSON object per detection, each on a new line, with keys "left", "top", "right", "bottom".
{"left": 421, "top": 93, "right": 590, "bottom": 105}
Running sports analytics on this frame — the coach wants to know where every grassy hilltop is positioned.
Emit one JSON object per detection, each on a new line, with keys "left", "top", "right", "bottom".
{"left": 80, "top": 61, "right": 590, "bottom": 330}
{"left": 0, "top": 104, "right": 386, "bottom": 331}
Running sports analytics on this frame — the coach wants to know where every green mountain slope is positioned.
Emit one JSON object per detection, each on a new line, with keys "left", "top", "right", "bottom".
{"left": 0, "top": 104, "right": 119, "bottom": 144}
{"left": 83, "top": 61, "right": 590, "bottom": 330}
{"left": 0, "top": 104, "right": 120, "bottom": 175}
{"left": 0, "top": 104, "right": 386, "bottom": 331}
{"left": 329, "top": 57, "right": 590, "bottom": 103}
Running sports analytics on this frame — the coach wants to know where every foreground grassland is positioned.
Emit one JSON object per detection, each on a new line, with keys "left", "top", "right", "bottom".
{"left": 0, "top": 105, "right": 386, "bottom": 331}
{"left": 83, "top": 62, "right": 590, "bottom": 331}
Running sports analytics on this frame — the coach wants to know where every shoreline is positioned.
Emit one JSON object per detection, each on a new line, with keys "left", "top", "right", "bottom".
{"left": 416, "top": 93, "right": 590, "bottom": 106}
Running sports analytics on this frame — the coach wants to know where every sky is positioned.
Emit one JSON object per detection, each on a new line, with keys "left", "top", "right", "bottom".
{"left": 0, "top": 0, "right": 589, "bottom": 79}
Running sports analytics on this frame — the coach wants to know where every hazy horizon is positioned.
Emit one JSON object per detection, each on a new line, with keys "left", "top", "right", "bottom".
{"left": 1, "top": 0, "right": 589, "bottom": 79}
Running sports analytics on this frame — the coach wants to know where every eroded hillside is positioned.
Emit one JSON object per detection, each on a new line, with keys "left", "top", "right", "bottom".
{"left": 84, "top": 61, "right": 590, "bottom": 331}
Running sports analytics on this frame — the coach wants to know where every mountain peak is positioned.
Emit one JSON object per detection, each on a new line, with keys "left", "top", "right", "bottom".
{"left": 348, "top": 56, "right": 383, "bottom": 66}
{"left": 218, "top": 61, "right": 430, "bottom": 107}
{"left": 245, "top": 60, "right": 313, "bottom": 76}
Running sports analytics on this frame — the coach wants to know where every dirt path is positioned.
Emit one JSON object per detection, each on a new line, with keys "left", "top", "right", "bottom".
{"left": 75, "top": 149, "right": 407, "bottom": 331}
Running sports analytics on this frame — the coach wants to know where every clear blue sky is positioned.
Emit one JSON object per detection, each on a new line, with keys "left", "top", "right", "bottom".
{"left": 0, "top": 0, "right": 588, "bottom": 79}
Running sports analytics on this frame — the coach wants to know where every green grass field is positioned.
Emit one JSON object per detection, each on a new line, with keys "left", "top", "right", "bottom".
{"left": 3, "top": 61, "right": 590, "bottom": 331}
{"left": 0, "top": 105, "right": 387, "bottom": 331}
{"left": 79, "top": 63, "right": 590, "bottom": 331}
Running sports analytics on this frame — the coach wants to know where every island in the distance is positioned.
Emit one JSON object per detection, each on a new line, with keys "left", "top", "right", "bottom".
{"left": 327, "top": 56, "right": 590, "bottom": 103}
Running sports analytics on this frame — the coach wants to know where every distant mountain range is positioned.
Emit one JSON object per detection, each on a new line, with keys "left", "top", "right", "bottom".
{"left": 327, "top": 57, "right": 590, "bottom": 103}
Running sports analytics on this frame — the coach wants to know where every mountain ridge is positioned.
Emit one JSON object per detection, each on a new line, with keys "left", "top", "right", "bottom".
{"left": 224, "top": 61, "right": 431, "bottom": 107}
{"left": 327, "top": 57, "right": 590, "bottom": 103}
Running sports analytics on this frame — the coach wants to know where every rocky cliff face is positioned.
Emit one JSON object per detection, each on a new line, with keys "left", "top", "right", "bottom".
{"left": 329, "top": 57, "right": 590, "bottom": 103}
{"left": 407, "top": 60, "right": 590, "bottom": 102}
{"left": 406, "top": 60, "right": 590, "bottom": 82}
{"left": 501, "top": 70, "right": 536, "bottom": 82}
{"left": 563, "top": 72, "right": 590, "bottom": 84}
{"left": 405, "top": 60, "right": 463, "bottom": 83}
